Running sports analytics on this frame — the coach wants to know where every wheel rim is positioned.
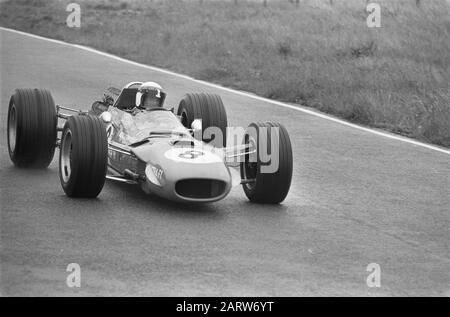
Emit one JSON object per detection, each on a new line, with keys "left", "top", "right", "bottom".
{"left": 242, "top": 135, "right": 257, "bottom": 191}
{"left": 60, "top": 130, "right": 73, "bottom": 183}
{"left": 8, "top": 104, "right": 17, "bottom": 152}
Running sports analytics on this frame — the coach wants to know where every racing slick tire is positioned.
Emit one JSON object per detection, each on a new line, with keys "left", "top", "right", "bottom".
{"left": 7, "top": 88, "right": 57, "bottom": 168}
{"left": 177, "top": 93, "right": 227, "bottom": 147}
{"left": 59, "top": 115, "right": 108, "bottom": 198}
{"left": 240, "top": 122, "right": 293, "bottom": 204}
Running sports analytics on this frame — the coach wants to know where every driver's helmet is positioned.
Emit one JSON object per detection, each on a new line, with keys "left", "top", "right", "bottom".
{"left": 135, "top": 82, "right": 166, "bottom": 110}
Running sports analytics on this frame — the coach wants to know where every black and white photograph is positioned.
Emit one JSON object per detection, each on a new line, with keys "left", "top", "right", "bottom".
{"left": 0, "top": 0, "right": 449, "bottom": 300}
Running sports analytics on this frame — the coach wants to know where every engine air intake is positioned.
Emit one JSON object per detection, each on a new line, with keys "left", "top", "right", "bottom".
{"left": 175, "top": 179, "right": 226, "bottom": 199}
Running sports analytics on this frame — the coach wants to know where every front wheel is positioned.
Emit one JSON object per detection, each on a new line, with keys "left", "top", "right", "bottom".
{"left": 59, "top": 115, "right": 108, "bottom": 198}
{"left": 240, "top": 122, "right": 293, "bottom": 204}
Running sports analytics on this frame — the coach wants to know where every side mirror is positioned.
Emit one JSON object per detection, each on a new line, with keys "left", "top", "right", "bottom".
{"left": 99, "top": 111, "right": 112, "bottom": 123}
{"left": 91, "top": 101, "right": 109, "bottom": 115}
{"left": 191, "top": 119, "right": 202, "bottom": 132}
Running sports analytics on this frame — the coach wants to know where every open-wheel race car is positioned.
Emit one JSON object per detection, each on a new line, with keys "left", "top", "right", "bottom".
{"left": 6, "top": 82, "right": 293, "bottom": 204}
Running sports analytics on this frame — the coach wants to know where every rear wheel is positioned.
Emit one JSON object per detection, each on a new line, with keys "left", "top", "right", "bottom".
{"left": 177, "top": 93, "right": 227, "bottom": 147}
{"left": 7, "top": 88, "right": 57, "bottom": 168}
{"left": 59, "top": 115, "right": 108, "bottom": 198}
{"left": 241, "top": 122, "right": 293, "bottom": 204}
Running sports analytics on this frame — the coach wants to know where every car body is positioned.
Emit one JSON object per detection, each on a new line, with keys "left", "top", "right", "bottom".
{"left": 91, "top": 82, "right": 241, "bottom": 202}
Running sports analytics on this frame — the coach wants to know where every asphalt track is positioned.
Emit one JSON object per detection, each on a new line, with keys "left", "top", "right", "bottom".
{"left": 1, "top": 28, "right": 449, "bottom": 296}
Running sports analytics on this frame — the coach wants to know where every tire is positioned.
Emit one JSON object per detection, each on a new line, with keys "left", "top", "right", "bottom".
{"left": 59, "top": 115, "right": 108, "bottom": 198}
{"left": 7, "top": 88, "right": 57, "bottom": 168}
{"left": 240, "top": 122, "right": 293, "bottom": 204}
{"left": 177, "top": 93, "right": 227, "bottom": 147}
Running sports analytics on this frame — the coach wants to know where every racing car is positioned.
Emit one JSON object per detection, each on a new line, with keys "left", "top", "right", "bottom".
{"left": 6, "top": 82, "right": 293, "bottom": 204}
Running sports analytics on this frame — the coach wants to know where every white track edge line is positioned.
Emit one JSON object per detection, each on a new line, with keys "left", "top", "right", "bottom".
{"left": 1, "top": 26, "right": 449, "bottom": 156}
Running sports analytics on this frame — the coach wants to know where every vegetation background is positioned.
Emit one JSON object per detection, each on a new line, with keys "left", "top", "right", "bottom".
{"left": 1, "top": 0, "right": 449, "bottom": 147}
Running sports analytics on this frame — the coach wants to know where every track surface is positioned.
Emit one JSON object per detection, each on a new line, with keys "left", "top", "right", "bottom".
{"left": 1, "top": 29, "right": 449, "bottom": 296}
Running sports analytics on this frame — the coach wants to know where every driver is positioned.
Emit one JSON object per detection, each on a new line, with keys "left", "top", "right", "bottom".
{"left": 132, "top": 82, "right": 166, "bottom": 114}
{"left": 110, "top": 82, "right": 173, "bottom": 144}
